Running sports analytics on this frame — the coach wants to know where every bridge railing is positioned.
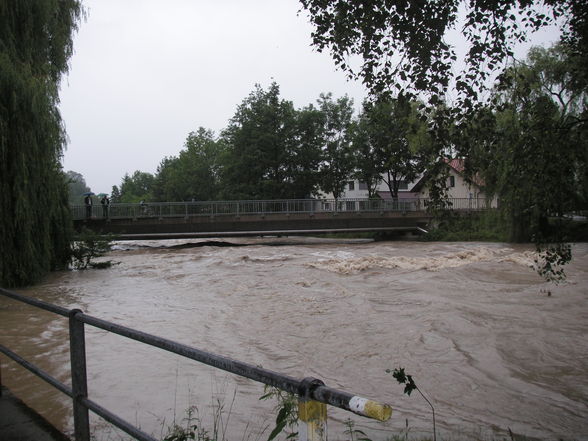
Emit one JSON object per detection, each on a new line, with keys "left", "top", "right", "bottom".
{"left": 0, "top": 287, "right": 392, "bottom": 441}
{"left": 71, "top": 197, "right": 494, "bottom": 220}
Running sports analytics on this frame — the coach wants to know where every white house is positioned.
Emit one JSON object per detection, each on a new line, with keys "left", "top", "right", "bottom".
{"left": 334, "top": 177, "right": 420, "bottom": 199}
{"left": 323, "top": 159, "right": 497, "bottom": 208}
{"left": 411, "top": 159, "right": 498, "bottom": 208}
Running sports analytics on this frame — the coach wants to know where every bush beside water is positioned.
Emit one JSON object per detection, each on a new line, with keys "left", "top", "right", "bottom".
{"left": 421, "top": 212, "right": 511, "bottom": 242}
{"left": 70, "top": 228, "right": 115, "bottom": 270}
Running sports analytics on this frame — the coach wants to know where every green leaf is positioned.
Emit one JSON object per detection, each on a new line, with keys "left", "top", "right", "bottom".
{"left": 268, "top": 420, "right": 287, "bottom": 441}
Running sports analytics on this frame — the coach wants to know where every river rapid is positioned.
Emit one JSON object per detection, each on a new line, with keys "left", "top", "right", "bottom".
{"left": 1, "top": 239, "right": 587, "bottom": 441}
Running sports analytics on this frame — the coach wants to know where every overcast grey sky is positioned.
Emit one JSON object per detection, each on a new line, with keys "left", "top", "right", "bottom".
{"left": 59, "top": 0, "right": 560, "bottom": 194}
{"left": 59, "top": 0, "right": 370, "bottom": 193}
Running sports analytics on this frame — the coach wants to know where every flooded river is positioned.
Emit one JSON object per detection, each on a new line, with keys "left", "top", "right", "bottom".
{"left": 1, "top": 239, "right": 587, "bottom": 440}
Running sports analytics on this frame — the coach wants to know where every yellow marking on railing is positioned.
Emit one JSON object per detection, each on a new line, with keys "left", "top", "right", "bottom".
{"left": 349, "top": 396, "right": 392, "bottom": 421}
{"left": 298, "top": 400, "right": 327, "bottom": 441}
{"left": 364, "top": 400, "right": 392, "bottom": 421}
{"left": 298, "top": 400, "right": 327, "bottom": 422}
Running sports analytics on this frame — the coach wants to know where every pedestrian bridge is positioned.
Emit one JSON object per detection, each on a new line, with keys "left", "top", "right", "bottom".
{"left": 72, "top": 198, "right": 490, "bottom": 240}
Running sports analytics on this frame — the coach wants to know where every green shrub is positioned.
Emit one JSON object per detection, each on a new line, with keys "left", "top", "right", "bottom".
{"left": 421, "top": 211, "right": 509, "bottom": 242}
{"left": 70, "top": 228, "right": 114, "bottom": 270}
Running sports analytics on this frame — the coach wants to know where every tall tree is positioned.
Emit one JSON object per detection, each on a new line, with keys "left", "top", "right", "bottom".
{"left": 152, "top": 156, "right": 182, "bottom": 202}
{"left": 349, "top": 111, "right": 381, "bottom": 198}
{"left": 1, "top": 1, "right": 83, "bottom": 287}
{"left": 110, "top": 185, "right": 121, "bottom": 204}
{"left": 153, "top": 128, "right": 223, "bottom": 201}
{"left": 317, "top": 93, "right": 355, "bottom": 199}
{"left": 288, "top": 104, "right": 324, "bottom": 198}
{"left": 117, "top": 171, "right": 156, "bottom": 203}
{"left": 66, "top": 170, "right": 92, "bottom": 205}
{"left": 363, "top": 97, "right": 431, "bottom": 199}
{"left": 221, "top": 83, "right": 300, "bottom": 200}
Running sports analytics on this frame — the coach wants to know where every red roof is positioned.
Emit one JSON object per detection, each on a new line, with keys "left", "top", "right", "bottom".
{"left": 447, "top": 158, "right": 465, "bottom": 174}
{"left": 447, "top": 158, "right": 485, "bottom": 187}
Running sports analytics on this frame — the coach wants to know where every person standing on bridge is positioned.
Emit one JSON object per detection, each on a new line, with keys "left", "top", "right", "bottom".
{"left": 84, "top": 194, "right": 92, "bottom": 219}
{"left": 100, "top": 194, "right": 110, "bottom": 218}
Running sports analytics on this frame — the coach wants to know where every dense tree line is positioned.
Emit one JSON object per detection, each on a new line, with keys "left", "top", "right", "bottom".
{"left": 112, "top": 83, "right": 434, "bottom": 203}
{"left": 1, "top": 1, "right": 83, "bottom": 287}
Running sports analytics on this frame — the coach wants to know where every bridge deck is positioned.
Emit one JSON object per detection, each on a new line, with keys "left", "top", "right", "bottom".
{"left": 75, "top": 211, "right": 433, "bottom": 239}
{"left": 72, "top": 198, "right": 490, "bottom": 239}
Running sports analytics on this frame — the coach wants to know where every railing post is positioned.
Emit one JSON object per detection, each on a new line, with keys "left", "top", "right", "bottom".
{"left": 298, "top": 378, "right": 327, "bottom": 441}
{"left": 69, "top": 309, "right": 90, "bottom": 441}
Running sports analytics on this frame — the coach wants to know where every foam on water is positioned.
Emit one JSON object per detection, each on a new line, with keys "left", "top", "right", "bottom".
{"left": 306, "top": 246, "right": 537, "bottom": 274}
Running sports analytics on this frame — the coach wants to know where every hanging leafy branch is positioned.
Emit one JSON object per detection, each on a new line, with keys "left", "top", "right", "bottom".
{"left": 299, "top": 0, "right": 585, "bottom": 108}
{"left": 0, "top": 1, "right": 84, "bottom": 287}
{"left": 387, "top": 368, "right": 437, "bottom": 441}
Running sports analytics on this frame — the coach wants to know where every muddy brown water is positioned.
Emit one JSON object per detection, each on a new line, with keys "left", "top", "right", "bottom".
{"left": 1, "top": 239, "right": 587, "bottom": 441}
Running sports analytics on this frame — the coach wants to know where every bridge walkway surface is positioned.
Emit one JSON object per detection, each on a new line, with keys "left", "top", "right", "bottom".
{"left": 71, "top": 197, "right": 481, "bottom": 239}
{"left": 0, "top": 386, "right": 70, "bottom": 441}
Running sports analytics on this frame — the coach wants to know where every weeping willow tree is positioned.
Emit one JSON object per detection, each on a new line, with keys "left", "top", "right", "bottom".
{"left": 0, "top": 1, "right": 84, "bottom": 287}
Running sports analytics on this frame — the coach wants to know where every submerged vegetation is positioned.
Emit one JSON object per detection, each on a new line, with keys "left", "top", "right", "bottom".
{"left": 70, "top": 228, "right": 115, "bottom": 270}
{"left": 421, "top": 212, "right": 512, "bottom": 243}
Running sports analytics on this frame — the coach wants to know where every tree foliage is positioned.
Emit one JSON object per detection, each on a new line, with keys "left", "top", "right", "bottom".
{"left": 221, "top": 83, "right": 323, "bottom": 200}
{"left": 452, "top": 43, "right": 587, "bottom": 281}
{"left": 349, "top": 112, "right": 381, "bottom": 198}
{"left": 70, "top": 228, "right": 114, "bottom": 270}
{"left": 115, "top": 170, "right": 156, "bottom": 203}
{"left": 463, "top": 44, "right": 587, "bottom": 242}
{"left": 221, "top": 83, "right": 297, "bottom": 199}
{"left": 299, "top": 0, "right": 585, "bottom": 107}
{"left": 362, "top": 97, "right": 431, "bottom": 198}
{"left": 153, "top": 128, "right": 224, "bottom": 202}
{"left": 317, "top": 93, "right": 355, "bottom": 199}
{"left": 1, "top": 0, "right": 83, "bottom": 287}
{"left": 66, "top": 170, "right": 92, "bottom": 205}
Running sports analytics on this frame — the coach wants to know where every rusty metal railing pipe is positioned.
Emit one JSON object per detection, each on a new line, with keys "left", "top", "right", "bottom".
{"left": 0, "top": 344, "right": 73, "bottom": 398}
{"left": 77, "top": 311, "right": 392, "bottom": 421}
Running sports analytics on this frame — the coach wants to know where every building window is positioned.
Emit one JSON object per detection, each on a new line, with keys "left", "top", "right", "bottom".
{"left": 448, "top": 176, "right": 455, "bottom": 187}
{"left": 398, "top": 180, "right": 408, "bottom": 190}
{"left": 348, "top": 181, "right": 355, "bottom": 191}
{"left": 358, "top": 181, "right": 368, "bottom": 190}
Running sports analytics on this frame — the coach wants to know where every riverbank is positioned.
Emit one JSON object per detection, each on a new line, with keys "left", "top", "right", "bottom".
{"left": 0, "top": 386, "right": 70, "bottom": 441}
{"left": 419, "top": 211, "right": 588, "bottom": 243}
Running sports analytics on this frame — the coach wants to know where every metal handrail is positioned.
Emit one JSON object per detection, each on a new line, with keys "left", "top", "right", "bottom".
{"left": 0, "top": 287, "right": 392, "bottom": 441}
{"left": 71, "top": 197, "right": 494, "bottom": 221}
